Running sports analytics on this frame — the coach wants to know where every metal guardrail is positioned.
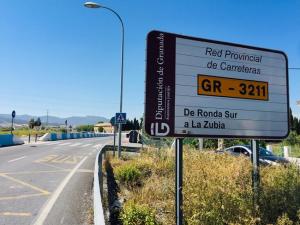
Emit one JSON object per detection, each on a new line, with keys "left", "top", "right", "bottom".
{"left": 94, "top": 145, "right": 106, "bottom": 225}
{"left": 94, "top": 143, "right": 143, "bottom": 225}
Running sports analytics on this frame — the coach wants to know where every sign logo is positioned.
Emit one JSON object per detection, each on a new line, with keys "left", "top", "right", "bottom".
{"left": 150, "top": 123, "right": 170, "bottom": 136}
{"left": 115, "top": 113, "right": 127, "bottom": 124}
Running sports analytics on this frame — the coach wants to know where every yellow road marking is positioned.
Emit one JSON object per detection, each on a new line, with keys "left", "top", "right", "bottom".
{"left": 1, "top": 169, "right": 92, "bottom": 175}
{"left": 36, "top": 161, "right": 67, "bottom": 170}
{"left": 35, "top": 155, "right": 83, "bottom": 164}
{"left": 35, "top": 155, "right": 58, "bottom": 163}
{"left": 0, "top": 173, "right": 50, "bottom": 195}
{"left": 0, "top": 212, "right": 32, "bottom": 216}
{"left": 0, "top": 193, "right": 47, "bottom": 201}
{"left": 63, "top": 156, "right": 83, "bottom": 164}
{"left": 4, "top": 170, "right": 69, "bottom": 175}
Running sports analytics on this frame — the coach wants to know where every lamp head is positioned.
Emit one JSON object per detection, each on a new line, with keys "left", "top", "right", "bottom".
{"left": 84, "top": 2, "right": 101, "bottom": 8}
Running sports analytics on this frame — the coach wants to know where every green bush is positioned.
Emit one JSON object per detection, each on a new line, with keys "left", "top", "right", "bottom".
{"left": 112, "top": 149, "right": 300, "bottom": 225}
{"left": 276, "top": 213, "right": 293, "bottom": 225}
{"left": 120, "top": 202, "right": 158, "bottom": 225}
{"left": 283, "top": 131, "right": 299, "bottom": 146}
{"left": 76, "top": 124, "right": 94, "bottom": 132}
{"left": 260, "top": 165, "right": 300, "bottom": 224}
{"left": 115, "top": 164, "right": 142, "bottom": 187}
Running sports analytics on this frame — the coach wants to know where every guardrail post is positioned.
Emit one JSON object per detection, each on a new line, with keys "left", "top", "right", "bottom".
{"left": 283, "top": 146, "right": 290, "bottom": 158}
{"left": 251, "top": 140, "right": 260, "bottom": 209}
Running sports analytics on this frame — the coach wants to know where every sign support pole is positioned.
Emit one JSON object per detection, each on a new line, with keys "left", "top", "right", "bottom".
{"left": 11, "top": 117, "right": 14, "bottom": 135}
{"left": 113, "top": 126, "right": 116, "bottom": 157}
{"left": 11, "top": 110, "right": 15, "bottom": 135}
{"left": 251, "top": 139, "right": 260, "bottom": 207}
{"left": 175, "top": 138, "right": 183, "bottom": 225}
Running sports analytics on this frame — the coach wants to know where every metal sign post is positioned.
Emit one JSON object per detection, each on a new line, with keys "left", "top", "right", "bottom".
{"left": 65, "top": 120, "right": 68, "bottom": 134}
{"left": 11, "top": 110, "right": 16, "bottom": 135}
{"left": 113, "top": 126, "right": 116, "bottom": 157}
{"left": 175, "top": 138, "right": 183, "bottom": 225}
{"left": 251, "top": 139, "right": 260, "bottom": 206}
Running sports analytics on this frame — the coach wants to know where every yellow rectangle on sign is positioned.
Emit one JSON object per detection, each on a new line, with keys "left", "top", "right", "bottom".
{"left": 197, "top": 75, "right": 269, "bottom": 101}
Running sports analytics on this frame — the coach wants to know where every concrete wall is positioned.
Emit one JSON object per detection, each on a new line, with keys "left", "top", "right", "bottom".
{"left": 39, "top": 132, "right": 113, "bottom": 142}
{"left": 0, "top": 134, "right": 24, "bottom": 147}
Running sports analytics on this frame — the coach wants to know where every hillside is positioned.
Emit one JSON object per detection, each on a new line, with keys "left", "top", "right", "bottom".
{"left": 0, "top": 114, "right": 109, "bottom": 127}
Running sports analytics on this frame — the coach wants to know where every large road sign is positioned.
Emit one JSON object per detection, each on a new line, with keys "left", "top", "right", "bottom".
{"left": 115, "top": 113, "right": 126, "bottom": 124}
{"left": 145, "top": 30, "right": 289, "bottom": 139}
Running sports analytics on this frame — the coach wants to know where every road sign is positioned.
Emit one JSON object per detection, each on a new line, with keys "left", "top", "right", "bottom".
{"left": 115, "top": 113, "right": 126, "bottom": 124}
{"left": 145, "top": 30, "right": 289, "bottom": 139}
{"left": 12, "top": 110, "right": 16, "bottom": 118}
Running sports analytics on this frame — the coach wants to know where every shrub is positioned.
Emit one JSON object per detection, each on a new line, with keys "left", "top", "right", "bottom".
{"left": 276, "top": 213, "right": 293, "bottom": 225}
{"left": 260, "top": 164, "right": 300, "bottom": 224}
{"left": 111, "top": 148, "right": 300, "bottom": 225}
{"left": 183, "top": 151, "right": 256, "bottom": 225}
{"left": 120, "top": 202, "right": 158, "bottom": 225}
{"left": 115, "top": 164, "right": 142, "bottom": 187}
{"left": 283, "top": 131, "right": 299, "bottom": 146}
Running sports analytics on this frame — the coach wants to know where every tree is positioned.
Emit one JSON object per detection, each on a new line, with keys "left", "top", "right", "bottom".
{"left": 35, "top": 117, "right": 42, "bottom": 127}
{"left": 110, "top": 117, "right": 116, "bottom": 127}
{"left": 289, "top": 107, "right": 294, "bottom": 130}
{"left": 28, "top": 118, "right": 35, "bottom": 129}
{"left": 140, "top": 117, "right": 144, "bottom": 130}
{"left": 294, "top": 117, "right": 300, "bottom": 135}
{"left": 133, "top": 118, "right": 140, "bottom": 130}
{"left": 76, "top": 125, "right": 94, "bottom": 132}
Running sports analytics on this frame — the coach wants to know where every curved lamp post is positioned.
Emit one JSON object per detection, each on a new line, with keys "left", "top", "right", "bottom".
{"left": 84, "top": 2, "right": 124, "bottom": 158}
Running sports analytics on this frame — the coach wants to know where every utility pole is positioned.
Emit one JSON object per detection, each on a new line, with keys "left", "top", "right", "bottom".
{"left": 46, "top": 110, "right": 49, "bottom": 128}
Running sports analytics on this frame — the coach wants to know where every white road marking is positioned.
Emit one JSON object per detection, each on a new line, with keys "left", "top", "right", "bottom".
{"left": 58, "top": 142, "right": 71, "bottom": 146}
{"left": 81, "top": 144, "right": 92, "bottom": 148}
{"left": 60, "top": 216, "right": 65, "bottom": 224}
{"left": 44, "top": 142, "right": 58, "bottom": 146}
{"left": 8, "top": 156, "right": 26, "bottom": 163}
{"left": 93, "top": 144, "right": 103, "bottom": 149}
{"left": 69, "top": 143, "right": 82, "bottom": 147}
{"left": 33, "top": 156, "right": 88, "bottom": 225}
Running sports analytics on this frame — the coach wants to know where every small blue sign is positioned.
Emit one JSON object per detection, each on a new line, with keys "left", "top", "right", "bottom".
{"left": 115, "top": 113, "right": 126, "bottom": 124}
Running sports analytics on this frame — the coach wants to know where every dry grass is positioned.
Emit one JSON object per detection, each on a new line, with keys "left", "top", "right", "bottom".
{"left": 108, "top": 148, "right": 300, "bottom": 225}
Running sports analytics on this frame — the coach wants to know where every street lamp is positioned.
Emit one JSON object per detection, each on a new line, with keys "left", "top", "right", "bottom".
{"left": 84, "top": 2, "right": 125, "bottom": 158}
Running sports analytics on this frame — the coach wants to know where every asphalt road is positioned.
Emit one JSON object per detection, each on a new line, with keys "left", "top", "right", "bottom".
{"left": 0, "top": 136, "right": 113, "bottom": 225}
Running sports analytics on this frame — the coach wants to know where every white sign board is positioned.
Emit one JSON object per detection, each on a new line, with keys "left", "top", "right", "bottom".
{"left": 145, "top": 31, "right": 289, "bottom": 139}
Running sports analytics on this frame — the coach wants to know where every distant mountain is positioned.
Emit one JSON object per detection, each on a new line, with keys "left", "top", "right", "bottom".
{"left": 0, "top": 114, "right": 109, "bottom": 127}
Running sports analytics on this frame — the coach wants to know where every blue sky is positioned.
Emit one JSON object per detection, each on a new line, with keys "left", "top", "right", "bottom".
{"left": 0, "top": 0, "right": 299, "bottom": 119}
